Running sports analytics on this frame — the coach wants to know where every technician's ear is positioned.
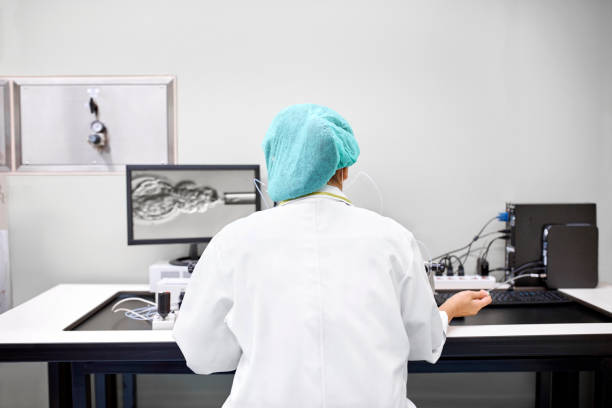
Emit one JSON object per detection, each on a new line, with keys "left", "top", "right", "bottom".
{"left": 342, "top": 167, "right": 349, "bottom": 181}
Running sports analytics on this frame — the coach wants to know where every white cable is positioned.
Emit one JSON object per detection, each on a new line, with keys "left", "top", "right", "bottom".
{"left": 344, "top": 170, "right": 384, "bottom": 214}
{"left": 358, "top": 171, "right": 384, "bottom": 215}
{"left": 254, "top": 178, "right": 272, "bottom": 209}
{"left": 416, "top": 239, "right": 433, "bottom": 267}
{"left": 493, "top": 273, "right": 547, "bottom": 289}
{"left": 111, "top": 297, "right": 156, "bottom": 312}
{"left": 113, "top": 307, "right": 153, "bottom": 321}
{"left": 132, "top": 306, "right": 157, "bottom": 320}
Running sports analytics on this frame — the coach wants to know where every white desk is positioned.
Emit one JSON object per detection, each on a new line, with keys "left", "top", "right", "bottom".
{"left": 1, "top": 283, "right": 611, "bottom": 344}
{"left": 1, "top": 283, "right": 611, "bottom": 408}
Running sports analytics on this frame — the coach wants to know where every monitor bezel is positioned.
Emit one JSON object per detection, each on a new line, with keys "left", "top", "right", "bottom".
{"left": 126, "top": 164, "right": 261, "bottom": 245}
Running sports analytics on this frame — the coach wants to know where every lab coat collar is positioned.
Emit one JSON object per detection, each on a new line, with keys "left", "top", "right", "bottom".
{"left": 278, "top": 185, "right": 352, "bottom": 206}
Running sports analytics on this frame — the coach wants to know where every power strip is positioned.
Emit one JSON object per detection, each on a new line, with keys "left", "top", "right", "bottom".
{"left": 434, "top": 275, "right": 497, "bottom": 290}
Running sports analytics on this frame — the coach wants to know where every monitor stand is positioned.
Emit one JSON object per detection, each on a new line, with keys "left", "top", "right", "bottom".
{"left": 170, "top": 243, "right": 204, "bottom": 266}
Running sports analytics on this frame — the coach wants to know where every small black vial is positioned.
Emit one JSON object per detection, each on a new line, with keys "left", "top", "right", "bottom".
{"left": 157, "top": 292, "right": 171, "bottom": 319}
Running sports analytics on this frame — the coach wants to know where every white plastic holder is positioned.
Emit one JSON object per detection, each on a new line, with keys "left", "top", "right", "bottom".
{"left": 152, "top": 311, "right": 176, "bottom": 330}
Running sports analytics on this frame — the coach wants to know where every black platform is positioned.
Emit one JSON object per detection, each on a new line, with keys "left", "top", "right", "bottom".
{"left": 451, "top": 302, "right": 611, "bottom": 326}
{"left": 66, "top": 292, "right": 156, "bottom": 331}
{"left": 65, "top": 290, "right": 612, "bottom": 331}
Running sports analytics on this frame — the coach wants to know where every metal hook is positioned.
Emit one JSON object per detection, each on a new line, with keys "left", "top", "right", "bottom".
{"left": 89, "top": 97, "right": 98, "bottom": 116}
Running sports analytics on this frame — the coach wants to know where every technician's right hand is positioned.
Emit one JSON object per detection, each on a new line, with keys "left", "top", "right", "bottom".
{"left": 439, "top": 290, "right": 492, "bottom": 323}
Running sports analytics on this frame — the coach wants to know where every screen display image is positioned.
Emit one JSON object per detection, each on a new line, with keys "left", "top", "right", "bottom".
{"left": 127, "top": 165, "right": 260, "bottom": 244}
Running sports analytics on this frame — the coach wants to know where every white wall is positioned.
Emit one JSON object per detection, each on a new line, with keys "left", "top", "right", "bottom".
{"left": 0, "top": 0, "right": 610, "bottom": 407}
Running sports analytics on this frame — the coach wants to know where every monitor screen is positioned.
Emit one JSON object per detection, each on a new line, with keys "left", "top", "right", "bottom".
{"left": 126, "top": 164, "right": 260, "bottom": 245}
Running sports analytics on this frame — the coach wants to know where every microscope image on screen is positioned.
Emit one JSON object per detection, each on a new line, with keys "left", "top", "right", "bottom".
{"left": 132, "top": 177, "right": 221, "bottom": 224}
{"left": 127, "top": 166, "right": 259, "bottom": 243}
{"left": 132, "top": 176, "right": 256, "bottom": 224}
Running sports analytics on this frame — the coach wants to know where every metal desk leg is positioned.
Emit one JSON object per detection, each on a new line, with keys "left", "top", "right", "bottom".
{"left": 536, "top": 372, "right": 552, "bottom": 408}
{"left": 95, "top": 374, "right": 117, "bottom": 408}
{"left": 122, "top": 374, "right": 137, "bottom": 408}
{"left": 71, "top": 363, "right": 91, "bottom": 408}
{"left": 595, "top": 358, "right": 612, "bottom": 408}
{"left": 48, "top": 362, "right": 73, "bottom": 408}
{"left": 537, "top": 371, "right": 580, "bottom": 408}
{"left": 551, "top": 371, "right": 579, "bottom": 408}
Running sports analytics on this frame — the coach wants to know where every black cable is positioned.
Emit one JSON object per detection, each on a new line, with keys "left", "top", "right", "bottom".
{"left": 511, "top": 261, "right": 544, "bottom": 275}
{"left": 433, "top": 229, "right": 506, "bottom": 260}
{"left": 481, "top": 235, "right": 509, "bottom": 260}
{"left": 480, "top": 230, "right": 507, "bottom": 239}
{"left": 433, "top": 244, "right": 471, "bottom": 261}
{"left": 438, "top": 256, "right": 454, "bottom": 275}
{"left": 445, "top": 254, "right": 464, "bottom": 275}
{"left": 460, "top": 216, "right": 499, "bottom": 263}
{"left": 448, "top": 255, "right": 464, "bottom": 268}
{"left": 515, "top": 267, "right": 546, "bottom": 273}
{"left": 454, "top": 245, "right": 487, "bottom": 261}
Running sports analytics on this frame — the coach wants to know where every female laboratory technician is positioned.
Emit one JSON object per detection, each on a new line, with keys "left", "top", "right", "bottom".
{"left": 173, "top": 104, "right": 492, "bottom": 408}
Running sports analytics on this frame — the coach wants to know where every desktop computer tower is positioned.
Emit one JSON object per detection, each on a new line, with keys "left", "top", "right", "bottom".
{"left": 505, "top": 203, "right": 596, "bottom": 286}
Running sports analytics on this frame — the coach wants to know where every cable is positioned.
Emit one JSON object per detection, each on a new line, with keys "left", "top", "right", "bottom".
{"left": 511, "top": 261, "right": 544, "bottom": 275}
{"left": 111, "top": 297, "right": 156, "bottom": 312}
{"left": 494, "top": 272, "right": 547, "bottom": 289}
{"left": 357, "top": 171, "right": 384, "bottom": 215}
{"left": 460, "top": 216, "right": 499, "bottom": 263}
{"left": 433, "top": 229, "right": 505, "bottom": 261}
{"left": 133, "top": 306, "right": 158, "bottom": 320}
{"left": 416, "top": 239, "right": 433, "bottom": 267}
{"left": 474, "top": 235, "right": 510, "bottom": 275}
{"left": 448, "top": 255, "right": 463, "bottom": 267}
{"left": 113, "top": 307, "right": 155, "bottom": 321}
{"left": 438, "top": 256, "right": 452, "bottom": 275}
{"left": 480, "top": 235, "right": 509, "bottom": 260}
{"left": 443, "top": 255, "right": 464, "bottom": 275}
{"left": 344, "top": 170, "right": 384, "bottom": 214}
{"left": 454, "top": 245, "right": 487, "bottom": 260}
{"left": 512, "top": 267, "right": 546, "bottom": 274}
{"left": 254, "top": 178, "right": 272, "bottom": 209}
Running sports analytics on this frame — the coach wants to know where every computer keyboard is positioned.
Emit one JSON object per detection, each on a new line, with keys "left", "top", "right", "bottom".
{"left": 434, "top": 289, "right": 573, "bottom": 307}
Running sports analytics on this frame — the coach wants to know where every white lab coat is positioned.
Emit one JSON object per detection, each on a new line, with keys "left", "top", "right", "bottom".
{"left": 173, "top": 185, "right": 448, "bottom": 408}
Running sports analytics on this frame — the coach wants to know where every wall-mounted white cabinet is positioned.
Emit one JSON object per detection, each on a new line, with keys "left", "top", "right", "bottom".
{"left": 3, "top": 76, "right": 177, "bottom": 172}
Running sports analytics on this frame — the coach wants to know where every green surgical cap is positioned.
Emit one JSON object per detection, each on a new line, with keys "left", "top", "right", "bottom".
{"left": 263, "top": 104, "right": 360, "bottom": 202}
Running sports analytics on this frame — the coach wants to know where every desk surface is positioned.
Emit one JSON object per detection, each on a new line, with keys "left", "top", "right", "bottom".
{"left": 1, "top": 283, "right": 611, "bottom": 346}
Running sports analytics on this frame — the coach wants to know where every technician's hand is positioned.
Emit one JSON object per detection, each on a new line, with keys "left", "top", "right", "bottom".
{"left": 439, "top": 290, "right": 492, "bottom": 323}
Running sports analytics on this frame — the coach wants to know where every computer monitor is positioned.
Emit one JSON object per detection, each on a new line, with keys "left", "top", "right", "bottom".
{"left": 126, "top": 164, "right": 261, "bottom": 263}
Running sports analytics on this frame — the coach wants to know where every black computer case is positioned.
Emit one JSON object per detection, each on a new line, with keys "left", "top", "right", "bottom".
{"left": 505, "top": 203, "right": 597, "bottom": 286}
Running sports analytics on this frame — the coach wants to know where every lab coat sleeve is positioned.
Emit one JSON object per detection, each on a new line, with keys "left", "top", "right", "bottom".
{"left": 398, "top": 234, "right": 447, "bottom": 364}
{"left": 172, "top": 238, "right": 241, "bottom": 374}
